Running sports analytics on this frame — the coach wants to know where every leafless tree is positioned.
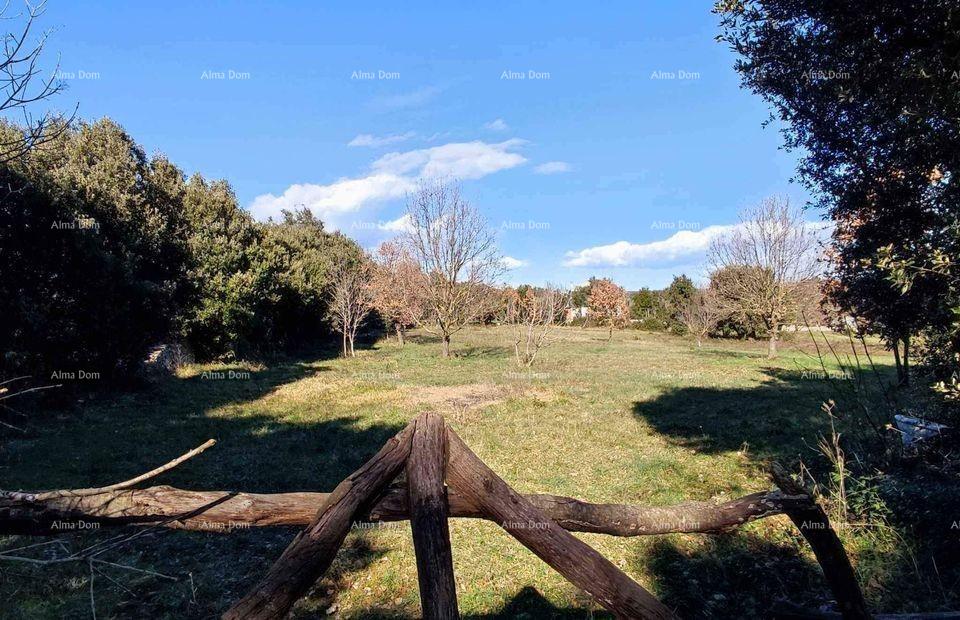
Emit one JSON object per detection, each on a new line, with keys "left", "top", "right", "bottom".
{"left": 0, "top": 1, "right": 74, "bottom": 164}
{"left": 403, "top": 179, "right": 502, "bottom": 357}
{"left": 327, "top": 260, "right": 376, "bottom": 357}
{"left": 708, "top": 196, "right": 822, "bottom": 359}
{"left": 504, "top": 286, "right": 569, "bottom": 367}
{"left": 678, "top": 287, "right": 723, "bottom": 349}
{"left": 370, "top": 240, "right": 425, "bottom": 346}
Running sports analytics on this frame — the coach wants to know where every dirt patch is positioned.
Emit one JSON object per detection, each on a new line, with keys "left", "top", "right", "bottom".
{"left": 406, "top": 383, "right": 510, "bottom": 412}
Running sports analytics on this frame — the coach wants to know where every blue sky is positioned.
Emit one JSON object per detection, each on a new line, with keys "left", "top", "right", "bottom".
{"left": 40, "top": 1, "right": 816, "bottom": 289}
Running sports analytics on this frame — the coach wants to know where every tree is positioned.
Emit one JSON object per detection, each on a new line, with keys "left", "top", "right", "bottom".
{"left": 717, "top": 0, "right": 958, "bottom": 378}
{"left": 504, "top": 285, "right": 569, "bottom": 367}
{"left": 663, "top": 275, "right": 696, "bottom": 333}
{"left": 708, "top": 265, "right": 768, "bottom": 339}
{"left": 709, "top": 197, "right": 821, "bottom": 359}
{"left": 370, "top": 241, "right": 425, "bottom": 346}
{"left": 180, "top": 174, "right": 287, "bottom": 359}
{"left": 587, "top": 278, "right": 629, "bottom": 340}
{"left": 0, "top": 119, "right": 190, "bottom": 379}
{"left": 403, "top": 179, "right": 502, "bottom": 357}
{"left": 679, "top": 288, "right": 723, "bottom": 348}
{"left": 327, "top": 259, "right": 375, "bottom": 357}
{"left": 264, "top": 208, "right": 363, "bottom": 348}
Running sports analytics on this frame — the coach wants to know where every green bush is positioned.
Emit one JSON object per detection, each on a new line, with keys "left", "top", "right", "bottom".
{"left": 0, "top": 120, "right": 188, "bottom": 380}
{"left": 0, "top": 117, "right": 368, "bottom": 380}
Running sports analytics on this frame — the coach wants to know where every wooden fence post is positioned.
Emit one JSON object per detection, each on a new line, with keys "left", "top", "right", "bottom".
{"left": 407, "top": 412, "right": 459, "bottom": 619}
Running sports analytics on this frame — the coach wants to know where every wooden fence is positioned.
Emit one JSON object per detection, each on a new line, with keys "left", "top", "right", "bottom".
{"left": 1, "top": 412, "right": 878, "bottom": 619}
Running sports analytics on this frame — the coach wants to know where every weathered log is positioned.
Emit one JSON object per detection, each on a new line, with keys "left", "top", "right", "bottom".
{"left": 406, "top": 412, "right": 459, "bottom": 619}
{"left": 770, "top": 465, "right": 871, "bottom": 620}
{"left": 444, "top": 427, "right": 677, "bottom": 620}
{"left": 222, "top": 422, "right": 415, "bottom": 620}
{"left": 0, "top": 485, "right": 805, "bottom": 537}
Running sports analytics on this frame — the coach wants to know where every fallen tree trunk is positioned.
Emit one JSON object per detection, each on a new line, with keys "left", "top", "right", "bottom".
{"left": 0, "top": 486, "right": 806, "bottom": 537}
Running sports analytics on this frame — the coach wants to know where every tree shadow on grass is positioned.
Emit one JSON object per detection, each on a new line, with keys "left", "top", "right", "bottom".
{"left": 636, "top": 530, "right": 830, "bottom": 619}
{"left": 0, "top": 355, "right": 409, "bottom": 619}
{"left": 336, "top": 586, "right": 611, "bottom": 619}
{"left": 455, "top": 345, "right": 512, "bottom": 359}
{"left": 631, "top": 365, "right": 896, "bottom": 467}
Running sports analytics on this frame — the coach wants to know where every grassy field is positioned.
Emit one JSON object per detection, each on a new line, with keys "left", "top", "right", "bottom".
{"left": 0, "top": 325, "right": 933, "bottom": 618}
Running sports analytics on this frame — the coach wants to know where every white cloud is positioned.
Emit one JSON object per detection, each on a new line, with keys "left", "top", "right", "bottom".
{"left": 563, "top": 220, "right": 831, "bottom": 268}
{"left": 348, "top": 131, "right": 416, "bottom": 148}
{"left": 483, "top": 118, "right": 509, "bottom": 132}
{"left": 372, "top": 139, "right": 527, "bottom": 180}
{"left": 248, "top": 174, "right": 414, "bottom": 223}
{"left": 378, "top": 213, "right": 413, "bottom": 233}
{"left": 563, "top": 225, "right": 734, "bottom": 267}
{"left": 501, "top": 256, "right": 528, "bottom": 270}
{"left": 534, "top": 161, "right": 571, "bottom": 175}
{"left": 249, "top": 140, "right": 527, "bottom": 225}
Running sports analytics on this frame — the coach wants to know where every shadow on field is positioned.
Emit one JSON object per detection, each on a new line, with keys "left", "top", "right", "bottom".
{"left": 636, "top": 531, "right": 828, "bottom": 619}
{"left": 456, "top": 345, "right": 512, "bottom": 359}
{"left": 631, "top": 364, "right": 896, "bottom": 465}
{"left": 0, "top": 354, "right": 408, "bottom": 619}
{"left": 337, "top": 586, "right": 611, "bottom": 619}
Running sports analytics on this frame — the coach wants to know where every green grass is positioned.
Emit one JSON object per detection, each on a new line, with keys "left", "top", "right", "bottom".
{"left": 1, "top": 326, "right": 950, "bottom": 618}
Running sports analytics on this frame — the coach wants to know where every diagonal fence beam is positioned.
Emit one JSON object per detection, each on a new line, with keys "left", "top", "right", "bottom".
{"left": 223, "top": 422, "right": 416, "bottom": 620}
{"left": 444, "top": 426, "right": 677, "bottom": 620}
{"left": 406, "top": 412, "right": 459, "bottom": 619}
{"left": 770, "top": 465, "right": 871, "bottom": 620}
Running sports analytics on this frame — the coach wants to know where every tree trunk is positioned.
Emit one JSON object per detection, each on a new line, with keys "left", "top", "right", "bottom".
{"left": 442, "top": 334, "right": 451, "bottom": 357}
{"left": 892, "top": 339, "right": 904, "bottom": 384}
{"left": 902, "top": 334, "right": 910, "bottom": 386}
{"left": 342, "top": 330, "right": 348, "bottom": 358}
{"left": 349, "top": 333, "right": 356, "bottom": 357}
{"left": 0, "top": 486, "right": 809, "bottom": 538}
{"left": 396, "top": 324, "right": 405, "bottom": 346}
{"left": 767, "top": 326, "right": 779, "bottom": 359}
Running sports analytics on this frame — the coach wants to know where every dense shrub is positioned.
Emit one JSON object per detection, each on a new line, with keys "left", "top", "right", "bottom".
{"left": 0, "top": 120, "right": 188, "bottom": 380}
{"left": 0, "top": 117, "right": 366, "bottom": 379}
{"left": 262, "top": 209, "right": 364, "bottom": 349}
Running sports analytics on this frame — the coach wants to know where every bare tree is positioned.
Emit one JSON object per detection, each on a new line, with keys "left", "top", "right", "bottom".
{"left": 679, "top": 288, "right": 723, "bottom": 349}
{"left": 0, "top": 1, "right": 74, "bottom": 164}
{"left": 327, "top": 260, "right": 376, "bottom": 357}
{"left": 370, "top": 240, "right": 425, "bottom": 346}
{"left": 403, "top": 179, "right": 502, "bottom": 357}
{"left": 504, "top": 285, "right": 569, "bottom": 367}
{"left": 709, "top": 197, "right": 822, "bottom": 359}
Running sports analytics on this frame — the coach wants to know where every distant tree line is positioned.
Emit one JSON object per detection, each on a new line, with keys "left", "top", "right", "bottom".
{"left": 569, "top": 199, "right": 826, "bottom": 358}
{"left": 0, "top": 118, "right": 364, "bottom": 382}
